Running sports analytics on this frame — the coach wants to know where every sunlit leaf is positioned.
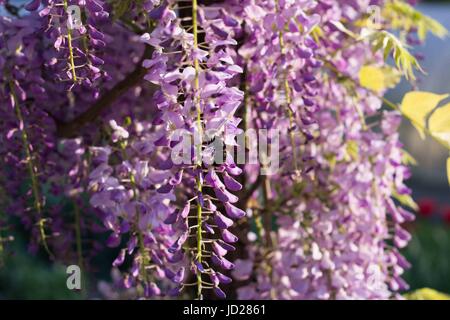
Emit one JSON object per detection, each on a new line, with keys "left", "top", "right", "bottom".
{"left": 405, "top": 288, "right": 450, "bottom": 300}
{"left": 392, "top": 190, "right": 418, "bottom": 211}
{"left": 359, "top": 65, "right": 401, "bottom": 93}
{"left": 345, "top": 140, "right": 359, "bottom": 161}
{"left": 429, "top": 103, "right": 450, "bottom": 148}
{"left": 400, "top": 92, "right": 449, "bottom": 139}
{"left": 112, "top": 0, "right": 132, "bottom": 20}
{"left": 330, "top": 20, "right": 358, "bottom": 39}
{"left": 382, "top": 66, "right": 402, "bottom": 89}
{"left": 402, "top": 149, "right": 418, "bottom": 166}
{"left": 359, "top": 66, "right": 385, "bottom": 93}
{"left": 310, "top": 26, "right": 324, "bottom": 43}
{"left": 384, "top": 1, "right": 448, "bottom": 41}
{"left": 365, "top": 30, "right": 423, "bottom": 80}
{"left": 447, "top": 157, "right": 450, "bottom": 186}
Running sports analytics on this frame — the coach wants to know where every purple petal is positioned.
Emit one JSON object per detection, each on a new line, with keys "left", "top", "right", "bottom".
{"left": 217, "top": 272, "right": 232, "bottom": 284}
{"left": 168, "top": 250, "right": 184, "bottom": 263}
{"left": 145, "top": 283, "right": 161, "bottom": 297}
{"left": 214, "top": 187, "right": 239, "bottom": 203}
{"left": 204, "top": 222, "right": 215, "bottom": 234}
{"left": 106, "top": 233, "right": 121, "bottom": 248}
{"left": 25, "top": 0, "right": 40, "bottom": 11}
{"left": 168, "top": 286, "right": 182, "bottom": 297}
{"left": 214, "top": 212, "right": 234, "bottom": 229}
{"left": 217, "top": 240, "right": 235, "bottom": 251}
{"left": 195, "top": 261, "right": 205, "bottom": 273}
{"left": 157, "top": 184, "right": 173, "bottom": 194}
{"left": 221, "top": 229, "right": 238, "bottom": 243}
{"left": 223, "top": 172, "right": 242, "bottom": 191}
{"left": 164, "top": 210, "right": 179, "bottom": 225}
{"left": 180, "top": 203, "right": 191, "bottom": 219}
{"left": 214, "top": 287, "right": 227, "bottom": 299}
{"left": 213, "top": 241, "right": 228, "bottom": 257}
{"left": 112, "top": 249, "right": 126, "bottom": 267}
{"left": 224, "top": 202, "right": 246, "bottom": 219}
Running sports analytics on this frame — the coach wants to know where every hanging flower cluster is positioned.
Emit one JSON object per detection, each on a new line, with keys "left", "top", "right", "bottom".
{"left": 238, "top": 0, "right": 321, "bottom": 174}
{"left": 25, "top": 0, "right": 108, "bottom": 89}
{"left": 230, "top": 0, "right": 418, "bottom": 300}
{"left": 139, "top": 0, "right": 244, "bottom": 298}
{"left": 1, "top": 0, "right": 447, "bottom": 300}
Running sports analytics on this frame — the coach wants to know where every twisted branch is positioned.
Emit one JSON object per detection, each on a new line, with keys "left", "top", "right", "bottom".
{"left": 56, "top": 45, "right": 153, "bottom": 138}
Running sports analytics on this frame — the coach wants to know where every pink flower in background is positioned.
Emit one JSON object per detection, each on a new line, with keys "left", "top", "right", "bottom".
{"left": 418, "top": 198, "right": 437, "bottom": 218}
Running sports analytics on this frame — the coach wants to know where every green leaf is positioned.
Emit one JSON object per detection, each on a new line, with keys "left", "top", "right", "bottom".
{"left": 392, "top": 190, "right": 418, "bottom": 211}
{"left": 401, "top": 149, "right": 418, "bottom": 166}
{"left": 366, "top": 30, "right": 423, "bottom": 80}
{"left": 384, "top": 1, "right": 448, "bottom": 41}
{"left": 112, "top": 0, "right": 132, "bottom": 20}
{"left": 329, "top": 20, "right": 358, "bottom": 39}
{"left": 345, "top": 140, "right": 359, "bottom": 161}
{"left": 310, "top": 26, "right": 324, "bottom": 43}
{"left": 400, "top": 91, "right": 449, "bottom": 139}
{"left": 324, "top": 153, "right": 337, "bottom": 171}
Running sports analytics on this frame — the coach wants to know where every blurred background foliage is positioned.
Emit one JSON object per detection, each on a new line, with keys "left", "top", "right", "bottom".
{"left": 0, "top": 0, "right": 449, "bottom": 300}
{"left": 403, "top": 217, "right": 450, "bottom": 294}
{"left": 0, "top": 236, "right": 81, "bottom": 299}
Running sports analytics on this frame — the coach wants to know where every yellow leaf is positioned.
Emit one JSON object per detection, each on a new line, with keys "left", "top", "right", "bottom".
{"left": 366, "top": 30, "right": 423, "bottom": 80}
{"left": 345, "top": 140, "right": 360, "bottom": 161}
{"left": 384, "top": 1, "right": 448, "bottom": 41}
{"left": 400, "top": 92, "right": 449, "bottom": 139}
{"left": 405, "top": 288, "right": 450, "bottom": 300}
{"left": 330, "top": 20, "right": 358, "bottom": 39}
{"left": 447, "top": 157, "right": 450, "bottom": 186}
{"left": 310, "top": 26, "right": 324, "bottom": 42}
{"left": 325, "top": 153, "right": 337, "bottom": 171}
{"left": 359, "top": 66, "right": 385, "bottom": 93}
{"left": 392, "top": 190, "right": 418, "bottom": 211}
{"left": 430, "top": 103, "right": 450, "bottom": 132}
{"left": 429, "top": 103, "right": 450, "bottom": 148}
{"left": 402, "top": 149, "right": 418, "bottom": 166}
{"left": 358, "top": 65, "right": 403, "bottom": 93}
{"left": 382, "top": 66, "right": 402, "bottom": 89}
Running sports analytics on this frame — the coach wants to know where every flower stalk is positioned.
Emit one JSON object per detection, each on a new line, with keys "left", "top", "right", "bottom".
{"left": 192, "top": 0, "right": 205, "bottom": 300}
{"left": 63, "top": 0, "right": 78, "bottom": 83}
{"left": 8, "top": 81, "right": 52, "bottom": 258}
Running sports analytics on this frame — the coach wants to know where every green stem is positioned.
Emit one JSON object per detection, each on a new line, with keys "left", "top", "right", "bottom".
{"left": 261, "top": 176, "right": 276, "bottom": 299}
{"left": 192, "top": 0, "right": 204, "bottom": 300}
{"left": 120, "top": 145, "right": 149, "bottom": 287}
{"left": 63, "top": 0, "right": 78, "bottom": 83}
{"left": 196, "top": 183, "right": 203, "bottom": 299}
{"left": 136, "top": 225, "right": 149, "bottom": 284}
{"left": 243, "top": 74, "right": 250, "bottom": 142}
{"left": 73, "top": 201, "right": 89, "bottom": 295}
{"left": 9, "top": 81, "right": 52, "bottom": 258}
{"left": 275, "top": 1, "right": 299, "bottom": 172}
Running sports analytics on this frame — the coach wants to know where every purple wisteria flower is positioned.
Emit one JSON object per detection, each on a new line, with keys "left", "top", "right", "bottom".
{"left": 0, "top": 0, "right": 430, "bottom": 301}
